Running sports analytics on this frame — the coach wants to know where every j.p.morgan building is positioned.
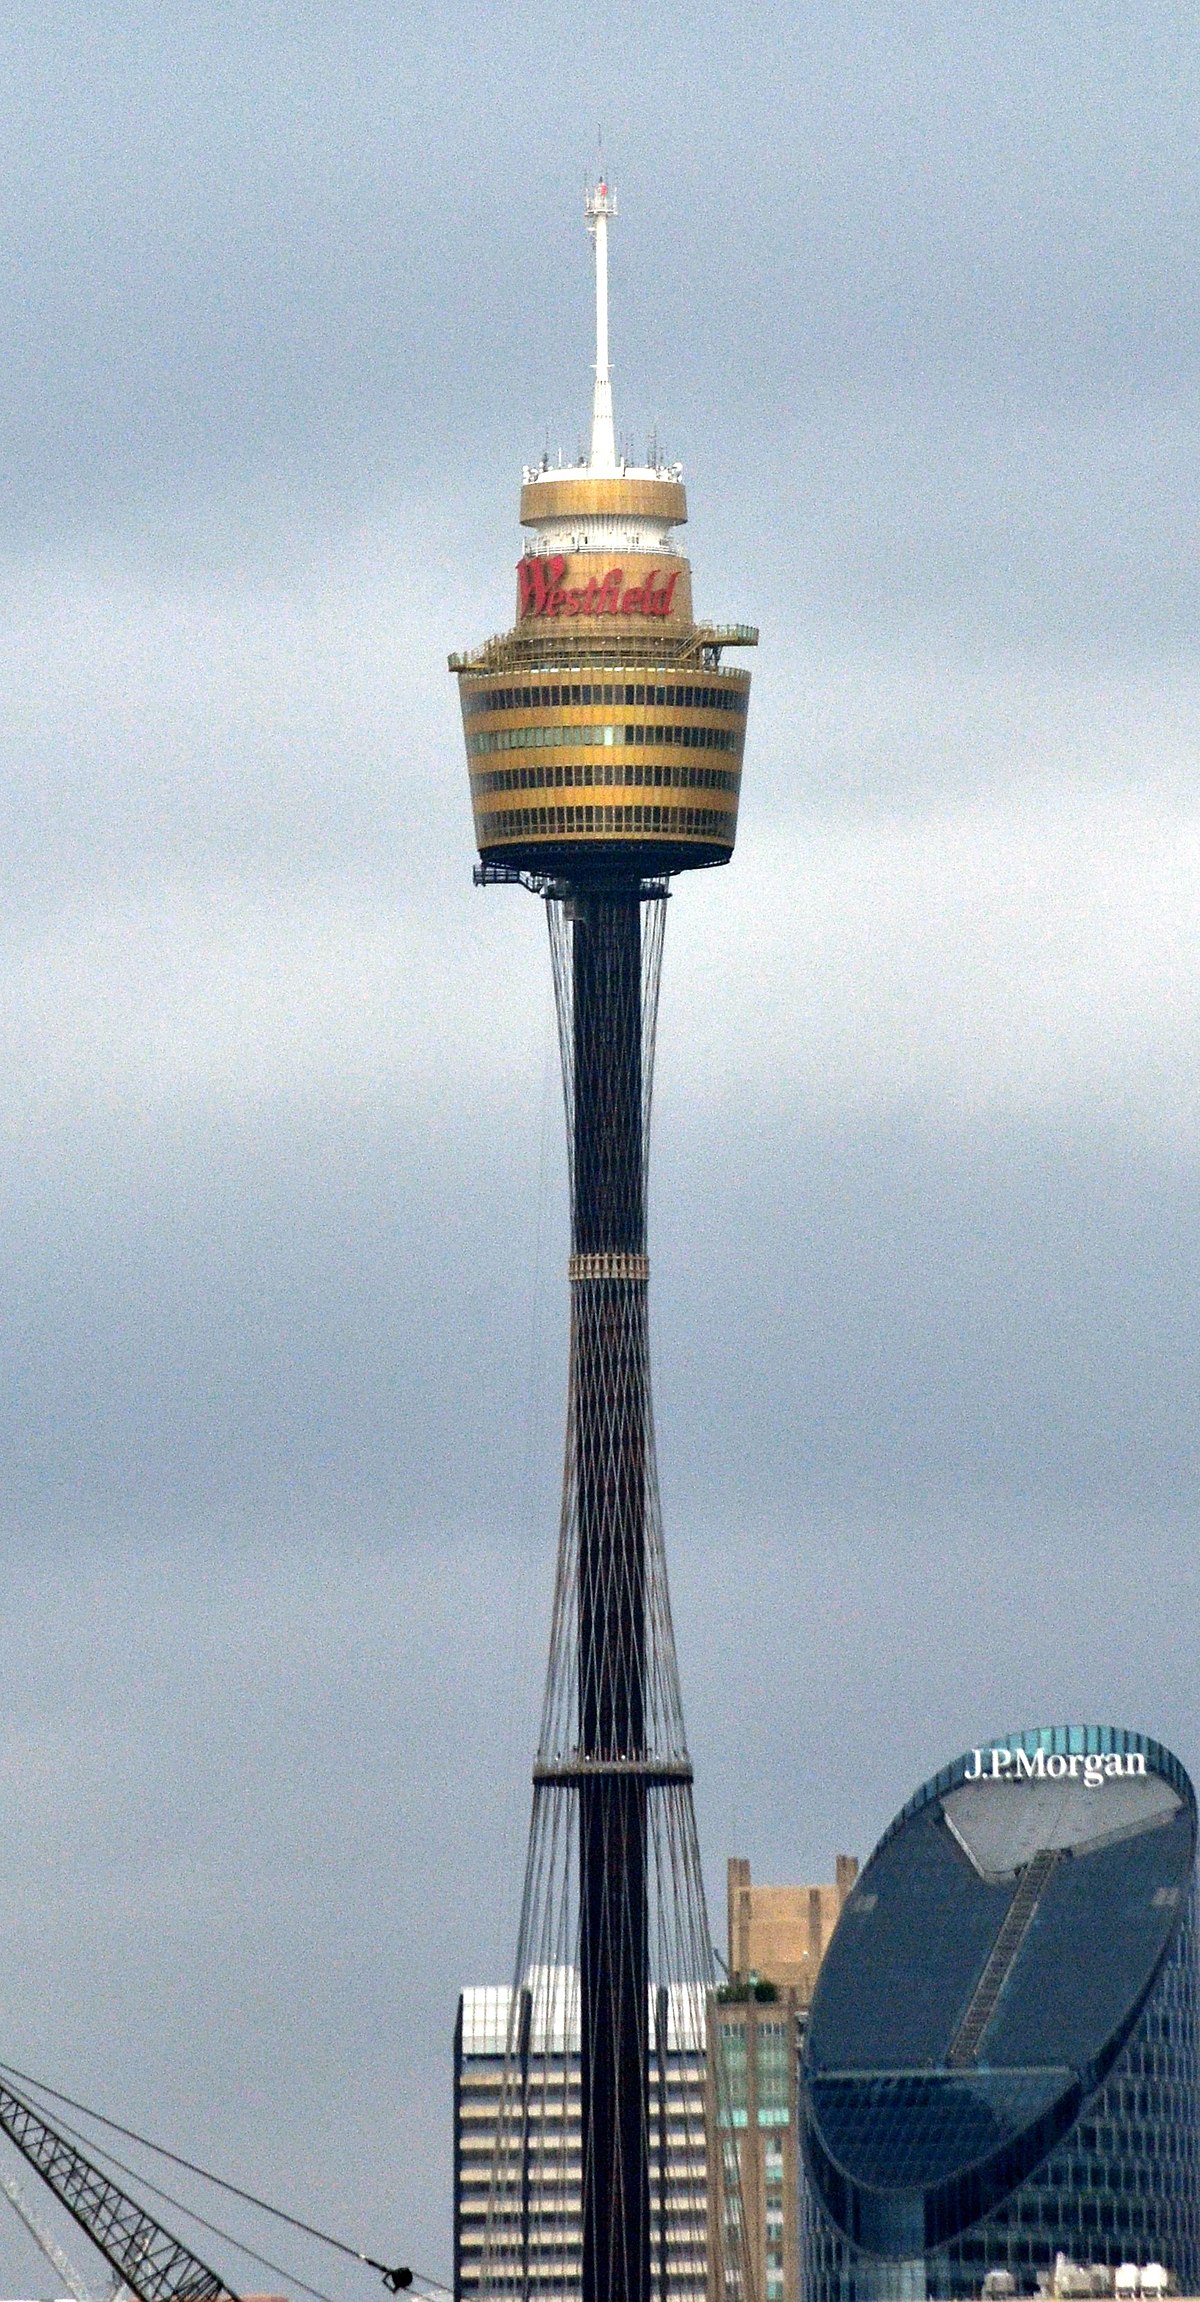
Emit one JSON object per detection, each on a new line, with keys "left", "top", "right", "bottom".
{"left": 800, "top": 1727, "right": 1199, "bottom": 2300}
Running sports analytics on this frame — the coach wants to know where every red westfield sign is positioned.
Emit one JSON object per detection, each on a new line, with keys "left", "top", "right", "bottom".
{"left": 518, "top": 555, "right": 680, "bottom": 620}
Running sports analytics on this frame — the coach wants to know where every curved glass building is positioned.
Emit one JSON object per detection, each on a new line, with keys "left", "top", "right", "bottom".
{"left": 800, "top": 1727, "right": 1199, "bottom": 2300}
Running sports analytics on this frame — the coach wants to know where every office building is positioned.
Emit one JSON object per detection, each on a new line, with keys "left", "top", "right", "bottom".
{"left": 709, "top": 1857, "right": 859, "bottom": 2302}
{"left": 727, "top": 1857, "right": 860, "bottom": 2005}
{"left": 454, "top": 1971, "right": 707, "bottom": 2302}
{"left": 455, "top": 1859, "right": 854, "bottom": 2302}
{"left": 800, "top": 1727, "right": 1200, "bottom": 2300}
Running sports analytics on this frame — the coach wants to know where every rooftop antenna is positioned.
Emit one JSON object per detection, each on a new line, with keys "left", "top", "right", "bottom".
{"left": 584, "top": 159, "right": 617, "bottom": 474}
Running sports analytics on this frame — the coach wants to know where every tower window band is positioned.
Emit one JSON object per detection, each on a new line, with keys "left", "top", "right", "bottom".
{"left": 468, "top": 722, "right": 742, "bottom": 758}
{"left": 471, "top": 762, "right": 741, "bottom": 797}
{"left": 463, "top": 681, "right": 749, "bottom": 716}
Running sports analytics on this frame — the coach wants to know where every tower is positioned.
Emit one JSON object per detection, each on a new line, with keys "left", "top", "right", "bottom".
{"left": 451, "top": 184, "right": 756, "bottom": 2302}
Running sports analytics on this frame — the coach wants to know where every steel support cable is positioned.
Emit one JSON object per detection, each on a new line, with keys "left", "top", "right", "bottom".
{"left": 0, "top": 2080, "right": 231, "bottom": 2302}
{"left": 4, "top": 2106, "right": 444, "bottom": 2302}
{"left": 0, "top": 2063, "right": 437, "bottom": 2297}
{"left": 480, "top": 890, "right": 753, "bottom": 2302}
{"left": 5, "top": 2105, "right": 339, "bottom": 2302}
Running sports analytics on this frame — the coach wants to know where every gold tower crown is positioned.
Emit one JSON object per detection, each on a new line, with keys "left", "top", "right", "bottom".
{"left": 450, "top": 185, "right": 755, "bottom": 884}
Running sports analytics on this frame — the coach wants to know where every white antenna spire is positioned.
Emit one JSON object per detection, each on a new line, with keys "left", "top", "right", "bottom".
{"left": 584, "top": 176, "right": 617, "bottom": 473}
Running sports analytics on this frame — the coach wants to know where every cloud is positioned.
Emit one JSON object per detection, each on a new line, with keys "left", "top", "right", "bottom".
{"left": 0, "top": 3, "right": 1197, "bottom": 2290}
{"left": 1, "top": 536, "right": 1199, "bottom": 1160}
{"left": 0, "top": 1526, "right": 551, "bottom": 2292}
{"left": 664, "top": 784, "right": 1200, "bottom": 1148}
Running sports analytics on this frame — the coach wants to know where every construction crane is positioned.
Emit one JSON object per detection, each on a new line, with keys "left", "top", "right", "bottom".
{"left": 0, "top": 2068, "right": 416, "bottom": 2302}
{"left": 0, "top": 2161, "right": 106, "bottom": 2302}
{"left": 0, "top": 2075, "right": 235, "bottom": 2302}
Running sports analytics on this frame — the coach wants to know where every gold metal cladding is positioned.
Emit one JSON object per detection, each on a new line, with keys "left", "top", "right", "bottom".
{"left": 471, "top": 773, "right": 741, "bottom": 802}
{"left": 520, "top": 476, "right": 687, "bottom": 527}
{"left": 568, "top": 1251, "right": 650, "bottom": 1282}
{"left": 453, "top": 616, "right": 752, "bottom": 865}
{"left": 458, "top": 661, "right": 749, "bottom": 857}
{"left": 473, "top": 803, "right": 738, "bottom": 854}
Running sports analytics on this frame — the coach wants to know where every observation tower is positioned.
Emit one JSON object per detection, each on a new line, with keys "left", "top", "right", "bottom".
{"left": 451, "top": 184, "right": 756, "bottom": 2302}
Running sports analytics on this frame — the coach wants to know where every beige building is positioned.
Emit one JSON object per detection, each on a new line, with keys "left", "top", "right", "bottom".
{"left": 708, "top": 1855, "right": 858, "bottom": 2302}
{"left": 726, "top": 1855, "right": 859, "bottom": 2003}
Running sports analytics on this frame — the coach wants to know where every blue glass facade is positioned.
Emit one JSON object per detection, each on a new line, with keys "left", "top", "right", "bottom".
{"left": 800, "top": 1728, "right": 1200, "bottom": 2300}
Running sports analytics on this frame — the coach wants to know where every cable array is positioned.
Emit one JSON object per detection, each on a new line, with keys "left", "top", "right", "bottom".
{"left": 479, "top": 890, "right": 748, "bottom": 2302}
{"left": 0, "top": 2061, "right": 443, "bottom": 2302}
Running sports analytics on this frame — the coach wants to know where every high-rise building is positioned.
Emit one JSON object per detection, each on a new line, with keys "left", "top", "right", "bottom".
{"left": 709, "top": 1858, "right": 858, "bottom": 2302}
{"left": 799, "top": 1727, "right": 1200, "bottom": 2301}
{"left": 454, "top": 1857, "right": 855, "bottom": 2302}
{"left": 454, "top": 1975, "right": 708, "bottom": 2302}
{"left": 450, "top": 185, "right": 755, "bottom": 2302}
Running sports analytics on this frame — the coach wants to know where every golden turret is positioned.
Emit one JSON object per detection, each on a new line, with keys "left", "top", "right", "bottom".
{"left": 450, "top": 185, "right": 755, "bottom": 884}
{"left": 517, "top": 472, "right": 688, "bottom": 529}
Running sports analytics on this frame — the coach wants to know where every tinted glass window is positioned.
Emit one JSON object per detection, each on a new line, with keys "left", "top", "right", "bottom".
{"left": 986, "top": 1808, "right": 1193, "bottom": 2073}
{"left": 808, "top": 1810, "right": 1011, "bottom": 2072}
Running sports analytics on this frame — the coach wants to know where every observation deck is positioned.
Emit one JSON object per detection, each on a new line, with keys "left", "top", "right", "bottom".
{"left": 451, "top": 189, "right": 754, "bottom": 887}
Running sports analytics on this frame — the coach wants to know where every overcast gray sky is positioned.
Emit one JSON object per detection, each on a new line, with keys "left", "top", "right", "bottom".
{"left": 0, "top": 0, "right": 1198, "bottom": 2290}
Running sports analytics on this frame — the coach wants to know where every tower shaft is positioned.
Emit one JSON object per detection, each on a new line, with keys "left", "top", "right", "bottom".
{"left": 572, "top": 891, "right": 650, "bottom": 2302}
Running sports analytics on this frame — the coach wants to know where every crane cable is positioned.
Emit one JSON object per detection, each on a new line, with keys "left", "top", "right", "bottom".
{"left": 5, "top": 2099, "right": 343, "bottom": 2302}
{"left": 0, "top": 2060, "right": 447, "bottom": 2298}
{"left": 0, "top": 2072, "right": 437, "bottom": 2302}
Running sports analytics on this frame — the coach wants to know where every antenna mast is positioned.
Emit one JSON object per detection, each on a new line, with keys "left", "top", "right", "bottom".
{"left": 584, "top": 180, "right": 617, "bottom": 473}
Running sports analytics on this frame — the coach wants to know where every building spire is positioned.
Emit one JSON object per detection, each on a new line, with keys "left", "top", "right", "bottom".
{"left": 584, "top": 178, "right": 617, "bottom": 473}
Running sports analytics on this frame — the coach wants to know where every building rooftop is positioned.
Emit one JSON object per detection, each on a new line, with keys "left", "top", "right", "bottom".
{"left": 727, "top": 1853, "right": 859, "bottom": 2003}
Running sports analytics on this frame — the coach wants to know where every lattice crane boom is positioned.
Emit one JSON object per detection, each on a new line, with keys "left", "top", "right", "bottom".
{"left": 0, "top": 2078, "right": 237, "bottom": 2302}
{"left": 0, "top": 2162, "right": 103, "bottom": 2302}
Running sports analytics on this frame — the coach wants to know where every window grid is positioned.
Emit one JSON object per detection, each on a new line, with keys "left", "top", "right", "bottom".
{"left": 802, "top": 1889, "right": 1200, "bottom": 2300}
{"left": 464, "top": 681, "right": 750, "bottom": 716}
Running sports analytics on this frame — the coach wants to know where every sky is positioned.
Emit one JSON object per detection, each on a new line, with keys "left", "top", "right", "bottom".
{"left": 0, "top": 0, "right": 1198, "bottom": 2289}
